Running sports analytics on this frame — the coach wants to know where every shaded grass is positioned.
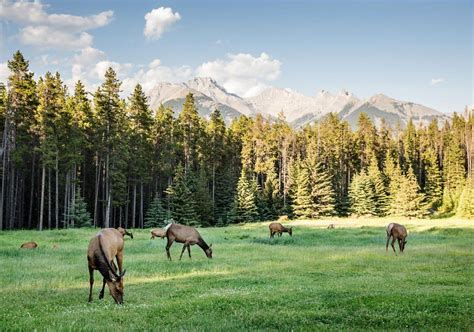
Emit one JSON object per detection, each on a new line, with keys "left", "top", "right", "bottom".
{"left": 0, "top": 218, "right": 473, "bottom": 330}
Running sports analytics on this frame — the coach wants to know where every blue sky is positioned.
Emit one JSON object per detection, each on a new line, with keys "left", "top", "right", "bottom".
{"left": 0, "top": 0, "right": 472, "bottom": 113}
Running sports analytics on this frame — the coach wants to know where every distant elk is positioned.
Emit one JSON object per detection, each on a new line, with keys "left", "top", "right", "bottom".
{"left": 386, "top": 223, "right": 408, "bottom": 254}
{"left": 87, "top": 228, "right": 127, "bottom": 304}
{"left": 150, "top": 229, "right": 166, "bottom": 240}
{"left": 327, "top": 224, "right": 335, "bottom": 229}
{"left": 165, "top": 224, "right": 212, "bottom": 261}
{"left": 269, "top": 222, "right": 293, "bottom": 238}
{"left": 116, "top": 227, "right": 133, "bottom": 239}
{"left": 20, "top": 241, "right": 38, "bottom": 249}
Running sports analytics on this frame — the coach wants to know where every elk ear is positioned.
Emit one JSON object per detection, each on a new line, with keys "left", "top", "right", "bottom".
{"left": 121, "top": 269, "right": 127, "bottom": 278}
{"left": 209, "top": 244, "right": 212, "bottom": 248}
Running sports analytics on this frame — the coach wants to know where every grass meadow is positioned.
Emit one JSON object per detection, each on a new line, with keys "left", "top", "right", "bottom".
{"left": 0, "top": 218, "right": 472, "bottom": 330}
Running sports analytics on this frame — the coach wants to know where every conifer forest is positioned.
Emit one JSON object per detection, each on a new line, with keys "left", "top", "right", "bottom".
{"left": 1, "top": 51, "right": 473, "bottom": 231}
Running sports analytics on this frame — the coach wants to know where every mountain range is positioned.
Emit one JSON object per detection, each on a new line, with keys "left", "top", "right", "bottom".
{"left": 147, "top": 77, "right": 450, "bottom": 128}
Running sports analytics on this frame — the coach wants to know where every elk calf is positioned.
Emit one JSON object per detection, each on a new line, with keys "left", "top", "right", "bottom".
{"left": 20, "top": 241, "right": 38, "bottom": 249}
{"left": 269, "top": 222, "right": 293, "bottom": 238}
{"left": 165, "top": 224, "right": 212, "bottom": 261}
{"left": 87, "top": 228, "right": 127, "bottom": 304}
{"left": 386, "top": 223, "right": 408, "bottom": 254}
{"left": 150, "top": 229, "right": 166, "bottom": 240}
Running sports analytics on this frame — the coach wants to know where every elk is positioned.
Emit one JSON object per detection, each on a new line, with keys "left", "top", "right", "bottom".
{"left": 20, "top": 241, "right": 38, "bottom": 249}
{"left": 269, "top": 222, "right": 293, "bottom": 238}
{"left": 87, "top": 228, "right": 127, "bottom": 304}
{"left": 386, "top": 223, "right": 408, "bottom": 254}
{"left": 116, "top": 227, "right": 133, "bottom": 239}
{"left": 327, "top": 224, "right": 335, "bottom": 229}
{"left": 150, "top": 229, "right": 166, "bottom": 240}
{"left": 165, "top": 224, "right": 212, "bottom": 261}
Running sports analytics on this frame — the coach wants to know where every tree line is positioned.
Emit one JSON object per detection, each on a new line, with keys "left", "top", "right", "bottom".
{"left": 0, "top": 51, "right": 473, "bottom": 230}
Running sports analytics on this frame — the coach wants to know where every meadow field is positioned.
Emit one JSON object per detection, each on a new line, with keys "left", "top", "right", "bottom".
{"left": 0, "top": 218, "right": 472, "bottom": 330}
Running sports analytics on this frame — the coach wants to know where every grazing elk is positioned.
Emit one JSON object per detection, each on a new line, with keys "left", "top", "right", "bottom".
{"left": 386, "top": 223, "right": 408, "bottom": 254}
{"left": 327, "top": 224, "right": 335, "bottom": 229}
{"left": 87, "top": 228, "right": 127, "bottom": 304}
{"left": 150, "top": 229, "right": 166, "bottom": 240}
{"left": 116, "top": 227, "right": 134, "bottom": 239}
{"left": 269, "top": 222, "right": 293, "bottom": 238}
{"left": 165, "top": 224, "right": 212, "bottom": 261}
{"left": 20, "top": 241, "right": 38, "bottom": 249}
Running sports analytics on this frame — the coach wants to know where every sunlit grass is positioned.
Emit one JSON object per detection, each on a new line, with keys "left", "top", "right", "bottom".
{"left": 0, "top": 217, "right": 472, "bottom": 330}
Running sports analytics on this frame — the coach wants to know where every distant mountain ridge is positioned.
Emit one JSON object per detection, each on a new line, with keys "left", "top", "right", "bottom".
{"left": 147, "top": 77, "right": 450, "bottom": 128}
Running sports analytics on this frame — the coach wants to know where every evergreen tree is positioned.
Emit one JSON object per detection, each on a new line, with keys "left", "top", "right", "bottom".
{"left": 68, "top": 189, "right": 92, "bottom": 228}
{"left": 457, "top": 177, "right": 474, "bottom": 218}
{"left": 308, "top": 161, "right": 335, "bottom": 217}
{"left": 165, "top": 164, "right": 198, "bottom": 226}
{"left": 144, "top": 193, "right": 167, "bottom": 228}
{"left": 234, "top": 169, "right": 259, "bottom": 222}
{"left": 423, "top": 148, "right": 443, "bottom": 210}
{"left": 389, "top": 169, "right": 426, "bottom": 217}
{"left": 349, "top": 171, "right": 377, "bottom": 216}
{"left": 291, "top": 163, "right": 313, "bottom": 219}
{"left": 260, "top": 168, "right": 282, "bottom": 220}
{"left": 441, "top": 130, "right": 466, "bottom": 212}
{"left": 367, "top": 154, "right": 389, "bottom": 216}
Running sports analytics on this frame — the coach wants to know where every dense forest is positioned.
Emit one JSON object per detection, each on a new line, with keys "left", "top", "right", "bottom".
{"left": 0, "top": 51, "right": 473, "bottom": 230}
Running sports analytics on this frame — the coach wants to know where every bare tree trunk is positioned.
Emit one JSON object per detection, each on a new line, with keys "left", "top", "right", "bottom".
{"left": 55, "top": 153, "right": 59, "bottom": 229}
{"left": 9, "top": 167, "right": 16, "bottom": 229}
{"left": 0, "top": 119, "right": 8, "bottom": 230}
{"left": 71, "top": 164, "right": 76, "bottom": 228}
{"left": 125, "top": 183, "right": 129, "bottom": 228}
{"left": 39, "top": 164, "right": 45, "bottom": 231}
{"left": 48, "top": 168, "right": 51, "bottom": 229}
{"left": 104, "top": 151, "right": 110, "bottom": 228}
{"left": 132, "top": 183, "right": 136, "bottom": 229}
{"left": 93, "top": 156, "right": 100, "bottom": 227}
{"left": 28, "top": 152, "right": 35, "bottom": 229}
{"left": 64, "top": 171, "right": 69, "bottom": 228}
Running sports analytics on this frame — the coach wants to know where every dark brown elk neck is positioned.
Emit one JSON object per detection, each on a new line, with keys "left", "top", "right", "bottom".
{"left": 197, "top": 236, "right": 209, "bottom": 251}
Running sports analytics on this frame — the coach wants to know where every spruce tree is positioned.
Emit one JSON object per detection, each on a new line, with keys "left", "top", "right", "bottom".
{"left": 308, "top": 161, "right": 335, "bottom": 217}
{"left": 423, "top": 148, "right": 443, "bottom": 210}
{"left": 144, "top": 193, "right": 167, "bottom": 228}
{"left": 165, "top": 164, "right": 199, "bottom": 226}
{"left": 367, "top": 154, "right": 389, "bottom": 216}
{"left": 389, "top": 169, "right": 426, "bottom": 217}
{"left": 234, "top": 169, "right": 259, "bottom": 222}
{"left": 261, "top": 168, "right": 282, "bottom": 220}
{"left": 291, "top": 163, "right": 313, "bottom": 219}
{"left": 349, "top": 171, "right": 377, "bottom": 216}
{"left": 69, "top": 189, "right": 92, "bottom": 228}
{"left": 457, "top": 177, "right": 474, "bottom": 218}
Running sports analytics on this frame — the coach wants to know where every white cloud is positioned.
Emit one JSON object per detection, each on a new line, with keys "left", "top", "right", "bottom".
{"left": 0, "top": 0, "right": 113, "bottom": 50}
{"left": 0, "top": 62, "right": 9, "bottom": 83}
{"left": 144, "top": 7, "right": 181, "bottom": 40}
{"left": 196, "top": 52, "right": 282, "bottom": 97}
{"left": 430, "top": 78, "right": 445, "bottom": 86}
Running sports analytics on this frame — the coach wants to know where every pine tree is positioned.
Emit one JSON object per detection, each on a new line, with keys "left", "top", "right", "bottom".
{"left": 144, "top": 193, "right": 167, "bottom": 228}
{"left": 165, "top": 164, "right": 198, "bottom": 226}
{"left": 234, "top": 169, "right": 259, "bottom": 222}
{"left": 423, "top": 148, "right": 443, "bottom": 210}
{"left": 389, "top": 169, "right": 426, "bottom": 217}
{"left": 68, "top": 189, "right": 92, "bottom": 228}
{"left": 349, "top": 170, "right": 377, "bottom": 216}
{"left": 457, "top": 177, "right": 474, "bottom": 218}
{"left": 291, "top": 163, "right": 313, "bottom": 219}
{"left": 308, "top": 161, "right": 335, "bottom": 217}
{"left": 367, "top": 154, "right": 389, "bottom": 216}
{"left": 261, "top": 168, "right": 282, "bottom": 220}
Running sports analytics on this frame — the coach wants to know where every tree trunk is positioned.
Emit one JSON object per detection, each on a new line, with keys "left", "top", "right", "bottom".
{"left": 39, "top": 164, "right": 45, "bottom": 231}
{"left": 64, "top": 171, "right": 69, "bottom": 228}
{"left": 55, "top": 153, "right": 59, "bottom": 229}
{"left": 93, "top": 155, "right": 100, "bottom": 228}
{"left": 0, "top": 118, "right": 8, "bottom": 230}
{"left": 132, "top": 183, "right": 136, "bottom": 229}
{"left": 140, "top": 182, "right": 144, "bottom": 228}
{"left": 48, "top": 168, "right": 51, "bottom": 229}
{"left": 27, "top": 152, "right": 35, "bottom": 229}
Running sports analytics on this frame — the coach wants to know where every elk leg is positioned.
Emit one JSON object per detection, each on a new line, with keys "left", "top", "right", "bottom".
{"left": 88, "top": 267, "right": 94, "bottom": 302}
{"left": 179, "top": 243, "right": 187, "bottom": 261}
{"left": 116, "top": 252, "right": 123, "bottom": 275}
{"left": 391, "top": 238, "right": 397, "bottom": 254}
{"left": 99, "top": 278, "right": 106, "bottom": 299}
{"left": 398, "top": 239, "right": 403, "bottom": 254}
{"left": 166, "top": 238, "right": 174, "bottom": 261}
{"left": 386, "top": 235, "right": 391, "bottom": 253}
{"left": 270, "top": 231, "right": 273, "bottom": 238}
{"left": 187, "top": 244, "right": 191, "bottom": 259}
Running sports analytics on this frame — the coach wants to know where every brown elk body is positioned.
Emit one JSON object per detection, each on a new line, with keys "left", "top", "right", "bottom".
{"left": 87, "top": 228, "right": 127, "bottom": 304}
{"left": 386, "top": 223, "right": 408, "bottom": 254}
{"left": 269, "top": 222, "right": 293, "bottom": 238}
{"left": 165, "top": 224, "right": 212, "bottom": 261}
{"left": 20, "top": 241, "right": 38, "bottom": 249}
{"left": 150, "top": 229, "right": 166, "bottom": 240}
{"left": 116, "top": 227, "right": 133, "bottom": 239}
{"left": 327, "top": 224, "right": 335, "bottom": 229}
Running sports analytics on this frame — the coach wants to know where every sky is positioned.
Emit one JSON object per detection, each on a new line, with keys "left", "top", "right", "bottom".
{"left": 0, "top": 0, "right": 472, "bottom": 113}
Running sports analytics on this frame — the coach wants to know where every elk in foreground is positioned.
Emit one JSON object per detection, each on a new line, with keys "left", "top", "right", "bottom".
{"left": 116, "top": 227, "right": 133, "bottom": 239}
{"left": 20, "top": 241, "right": 38, "bottom": 249}
{"left": 269, "top": 222, "right": 293, "bottom": 238}
{"left": 165, "top": 224, "right": 212, "bottom": 261}
{"left": 150, "top": 229, "right": 166, "bottom": 240}
{"left": 87, "top": 228, "right": 127, "bottom": 304}
{"left": 386, "top": 223, "right": 408, "bottom": 254}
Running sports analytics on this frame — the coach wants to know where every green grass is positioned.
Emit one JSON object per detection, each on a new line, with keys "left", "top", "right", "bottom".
{"left": 0, "top": 218, "right": 473, "bottom": 330}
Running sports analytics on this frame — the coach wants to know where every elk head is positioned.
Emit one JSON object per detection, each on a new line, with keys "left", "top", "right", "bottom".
{"left": 106, "top": 270, "right": 126, "bottom": 304}
{"left": 205, "top": 244, "right": 213, "bottom": 259}
{"left": 288, "top": 227, "right": 293, "bottom": 236}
